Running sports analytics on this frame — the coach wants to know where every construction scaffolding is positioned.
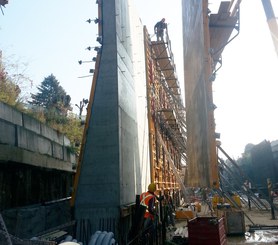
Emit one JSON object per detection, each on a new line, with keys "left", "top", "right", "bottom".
{"left": 144, "top": 26, "right": 187, "bottom": 194}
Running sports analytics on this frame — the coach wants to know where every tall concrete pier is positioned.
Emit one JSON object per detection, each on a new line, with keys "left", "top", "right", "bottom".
{"left": 74, "top": 0, "right": 150, "bottom": 240}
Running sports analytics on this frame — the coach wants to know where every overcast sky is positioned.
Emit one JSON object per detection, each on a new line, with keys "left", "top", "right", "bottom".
{"left": 0, "top": 0, "right": 278, "bottom": 158}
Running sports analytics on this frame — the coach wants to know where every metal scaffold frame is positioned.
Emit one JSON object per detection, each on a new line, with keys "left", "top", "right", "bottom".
{"left": 144, "top": 26, "right": 188, "bottom": 193}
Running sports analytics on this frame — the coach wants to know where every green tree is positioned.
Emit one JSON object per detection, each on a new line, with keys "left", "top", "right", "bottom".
{"left": 0, "top": 73, "right": 21, "bottom": 105}
{"left": 1, "top": 53, "right": 83, "bottom": 155}
{"left": 29, "top": 74, "right": 72, "bottom": 119}
{"left": 0, "top": 55, "right": 21, "bottom": 106}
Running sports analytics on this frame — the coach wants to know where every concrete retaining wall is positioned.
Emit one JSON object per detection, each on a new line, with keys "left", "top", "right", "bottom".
{"left": 0, "top": 103, "right": 75, "bottom": 229}
{"left": 0, "top": 157, "right": 73, "bottom": 210}
{"left": 41, "top": 123, "right": 64, "bottom": 145}
{"left": 22, "top": 113, "right": 41, "bottom": 134}
{"left": 0, "top": 119, "right": 16, "bottom": 145}
{"left": 0, "top": 102, "right": 76, "bottom": 164}
{"left": 0, "top": 102, "right": 22, "bottom": 126}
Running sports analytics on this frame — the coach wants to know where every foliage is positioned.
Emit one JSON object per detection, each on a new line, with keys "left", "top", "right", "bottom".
{"left": 0, "top": 74, "right": 20, "bottom": 105}
{"left": 27, "top": 106, "right": 83, "bottom": 155}
{"left": 48, "top": 113, "right": 84, "bottom": 155}
{"left": 27, "top": 74, "right": 83, "bottom": 154}
{"left": 0, "top": 53, "right": 33, "bottom": 110}
{"left": 26, "top": 106, "right": 47, "bottom": 123}
{"left": 0, "top": 57, "right": 21, "bottom": 106}
{"left": 26, "top": 110, "right": 83, "bottom": 155}
{"left": 29, "top": 74, "right": 72, "bottom": 119}
{"left": 1, "top": 54, "right": 83, "bottom": 154}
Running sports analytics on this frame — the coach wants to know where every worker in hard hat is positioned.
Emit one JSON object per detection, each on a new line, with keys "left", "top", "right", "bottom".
{"left": 140, "top": 183, "right": 157, "bottom": 244}
{"left": 141, "top": 183, "right": 157, "bottom": 220}
{"left": 154, "top": 18, "right": 167, "bottom": 41}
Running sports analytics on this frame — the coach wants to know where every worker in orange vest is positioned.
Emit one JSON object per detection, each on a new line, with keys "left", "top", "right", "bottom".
{"left": 140, "top": 183, "right": 157, "bottom": 244}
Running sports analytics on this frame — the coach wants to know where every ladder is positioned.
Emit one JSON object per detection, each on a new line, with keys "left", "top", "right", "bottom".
{"left": 151, "top": 28, "right": 187, "bottom": 163}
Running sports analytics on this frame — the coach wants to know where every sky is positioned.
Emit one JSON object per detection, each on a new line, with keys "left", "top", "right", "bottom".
{"left": 0, "top": 0, "right": 278, "bottom": 158}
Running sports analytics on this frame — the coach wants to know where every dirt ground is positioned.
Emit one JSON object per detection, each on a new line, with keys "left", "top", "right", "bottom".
{"left": 228, "top": 208, "right": 278, "bottom": 245}
{"left": 168, "top": 204, "right": 278, "bottom": 244}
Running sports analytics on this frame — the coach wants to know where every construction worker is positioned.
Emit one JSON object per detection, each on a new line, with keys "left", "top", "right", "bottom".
{"left": 154, "top": 18, "right": 167, "bottom": 41}
{"left": 164, "top": 190, "right": 175, "bottom": 227}
{"left": 140, "top": 183, "right": 157, "bottom": 244}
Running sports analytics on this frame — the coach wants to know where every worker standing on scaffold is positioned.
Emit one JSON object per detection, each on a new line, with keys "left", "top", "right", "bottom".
{"left": 140, "top": 183, "right": 157, "bottom": 245}
{"left": 154, "top": 18, "right": 167, "bottom": 41}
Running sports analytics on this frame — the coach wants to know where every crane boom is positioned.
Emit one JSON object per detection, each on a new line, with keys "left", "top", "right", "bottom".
{"left": 261, "top": 0, "right": 278, "bottom": 58}
{"left": 0, "top": 0, "right": 8, "bottom": 6}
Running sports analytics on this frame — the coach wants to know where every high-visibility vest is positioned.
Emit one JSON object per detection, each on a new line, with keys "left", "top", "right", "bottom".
{"left": 140, "top": 192, "right": 155, "bottom": 220}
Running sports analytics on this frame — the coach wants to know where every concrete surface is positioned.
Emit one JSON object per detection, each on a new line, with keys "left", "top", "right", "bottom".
{"left": 74, "top": 0, "right": 149, "bottom": 241}
{"left": 0, "top": 101, "right": 76, "bottom": 164}
{"left": 0, "top": 102, "right": 75, "bottom": 211}
{"left": 182, "top": 0, "right": 211, "bottom": 188}
{"left": 228, "top": 207, "right": 278, "bottom": 244}
{"left": 169, "top": 204, "right": 278, "bottom": 244}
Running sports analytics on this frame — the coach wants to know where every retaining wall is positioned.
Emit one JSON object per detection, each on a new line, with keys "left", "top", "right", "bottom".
{"left": 0, "top": 102, "right": 76, "bottom": 165}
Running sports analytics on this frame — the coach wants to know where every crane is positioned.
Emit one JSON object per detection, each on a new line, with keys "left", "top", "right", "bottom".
{"left": 0, "top": 0, "right": 8, "bottom": 15}
{"left": 0, "top": 0, "right": 8, "bottom": 6}
{"left": 261, "top": 0, "right": 278, "bottom": 58}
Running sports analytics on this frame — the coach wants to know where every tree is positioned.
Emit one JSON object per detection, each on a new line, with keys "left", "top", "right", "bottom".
{"left": 0, "top": 51, "right": 33, "bottom": 108}
{"left": 0, "top": 52, "right": 21, "bottom": 106}
{"left": 75, "top": 98, "right": 89, "bottom": 119}
{"left": 51, "top": 112, "right": 84, "bottom": 156}
{"left": 0, "top": 70, "right": 21, "bottom": 105}
{"left": 1, "top": 53, "right": 83, "bottom": 155}
{"left": 29, "top": 74, "right": 72, "bottom": 118}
